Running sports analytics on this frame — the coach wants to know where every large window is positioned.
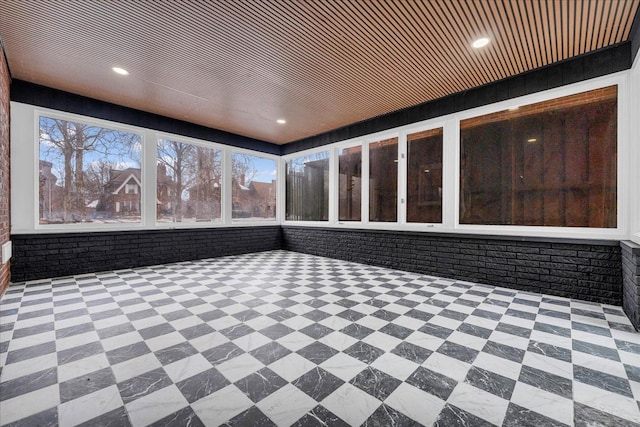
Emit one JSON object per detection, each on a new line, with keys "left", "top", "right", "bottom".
{"left": 407, "top": 128, "right": 443, "bottom": 223}
{"left": 460, "top": 86, "right": 617, "bottom": 227}
{"left": 157, "top": 140, "right": 221, "bottom": 223}
{"left": 232, "top": 153, "right": 277, "bottom": 221}
{"left": 369, "top": 137, "right": 398, "bottom": 222}
{"left": 39, "top": 116, "right": 142, "bottom": 224}
{"left": 286, "top": 152, "right": 329, "bottom": 221}
{"left": 339, "top": 147, "right": 362, "bottom": 221}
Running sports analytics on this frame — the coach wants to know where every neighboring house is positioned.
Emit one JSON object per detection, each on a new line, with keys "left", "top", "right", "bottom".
{"left": 232, "top": 174, "right": 276, "bottom": 218}
{"left": 186, "top": 180, "right": 221, "bottom": 221}
{"left": 103, "top": 168, "right": 142, "bottom": 216}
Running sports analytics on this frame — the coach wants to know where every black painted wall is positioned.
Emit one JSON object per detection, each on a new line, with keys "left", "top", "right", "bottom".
{"left": 11, "top": 226, "right": 281, "bottom": 282}
{"left": 10, "top": 80, "right": 280, "bottom": 156}
{"left": 283, "top": 42, "right": 633, "bottom": 154}
{"left": 622, "top": 241, "right": 640, "bottom": 330}
{"left": 282, "top": 226, "right": 622, "bottom": 305}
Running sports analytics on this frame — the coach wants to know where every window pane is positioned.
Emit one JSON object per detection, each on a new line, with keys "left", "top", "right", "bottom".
{"left": 232, "top": 153, "right": 277, "bottom": 221}
{"left": 39, "top": 117, "right": 142, "bottom": 224}
{"left": 339, "top": 147, "right": 362, "bottom": 221}
{"left": 157, "top": 140, "right": 221, "bottom": 223}
{"left": 369, "top": 137, "right": 398, "bottom": 222}
{"left": 460, "top": 86, "right": 617, "bottom": 227}
{"left": 407, "top": 128, "right": 443, "bottom": 223}
{"left": 286, "top": 152, "right": 329, "bottom": 221}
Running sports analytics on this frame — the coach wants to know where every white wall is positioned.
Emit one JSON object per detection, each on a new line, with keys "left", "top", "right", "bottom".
{"left": 631, "top": 53, "right": 640, "bottom": 245}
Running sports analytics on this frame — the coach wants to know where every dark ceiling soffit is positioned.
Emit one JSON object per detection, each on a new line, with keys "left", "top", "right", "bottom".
{"left": 282, "top": 42, "right": 632, "bottom": 155}
{"left": 9, "top": 80, "right": 280, "bottom": 156}
{"left": 631, "top": 4, "right": 640, "bottom": 63}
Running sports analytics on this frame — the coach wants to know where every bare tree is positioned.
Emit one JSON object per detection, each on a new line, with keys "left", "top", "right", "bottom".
{"left": 157, "top": 140, "right": 197, "bottom": 221}
{"left": 40, "top": 118, "right": 139, "bottom": 222}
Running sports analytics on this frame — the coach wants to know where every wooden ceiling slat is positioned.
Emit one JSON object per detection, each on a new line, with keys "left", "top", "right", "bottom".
{"left": 1, "top": 0, "right": 637, "bottom": 144}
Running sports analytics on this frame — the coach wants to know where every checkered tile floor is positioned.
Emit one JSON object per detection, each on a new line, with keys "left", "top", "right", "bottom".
{"left": 1, "top": 250, "right": 639, "bottom": 426}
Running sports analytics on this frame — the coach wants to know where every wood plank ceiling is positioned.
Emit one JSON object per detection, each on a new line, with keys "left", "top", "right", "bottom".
{"left": 1, "top": 0, "right": 638, "bottom": 144}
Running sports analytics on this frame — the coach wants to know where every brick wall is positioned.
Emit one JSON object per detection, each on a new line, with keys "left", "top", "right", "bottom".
{"left": 282, "top": 226, "right": 622, "bottom": 305}
{"left": 10, "top": 226, "right": 281, "bottom": 282}
{"left": 0, "top": 44, "right": 10, "bottom": 295}
{"left": 622, "top": 241, "right": 640, "bottom": 330}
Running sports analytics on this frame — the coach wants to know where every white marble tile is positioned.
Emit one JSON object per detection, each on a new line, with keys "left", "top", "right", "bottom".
{"left": 319, "top": 315, "right": 352, "bottom": 331}
{"left": 56, "top": 331, "right": 101, "bottom": 351}
{"left": 320, "top": 352, "right": 368, "bottom": 382}
{"left": 59, "top": 385, "right": 124, "bottom": 427}
{"left": 473, "top": 352, "right": 522, "bottom": 380}
{"left": 277, "top": 331, "right": 316, "bottom": 351}
{"left": 111, "top": 353, "right": 162, "bottom": 383}
{"left": 268, "top": 352, "right": 316, "bottom": 382}
{"left": 488, "top": 330, "right": 530, "bottom": 350}
{"left": 322, "top": 383, "right": 382, "bottom": 426}
{"left": 282, "top": 315, "right": 315, "bottom": 330}
{"left": 189, "top": 331, "right": 230, "bottom": 353}
{"left": 257, "top": 383, "right": 317, "bottom": 426}
{"left": 208, "top": 315, "right": 241, "bottom": 331}
{"left": 371, "top": 352, "right": 420, "bottom": 381}
{"left": 58, "top": 352, "right": 111, "bottom": 382}
{"left": 93, "top": 315, "right": 130, "bottom": 330}
{"left": 362, "top": 331, "right": 402, "bottom": 352}
{"left": 145, "top": 331, "right": 186, "bottom": 352}
{"left": 529, "top": 330, "right": 572, "bottom": 349}
{"left": 244, "top": 315, "right": 278, "bottom": 330}
{"left": 447, "top": 382, "right": 509, "bottom": 426}
{"left": 389, "top": 314, "right": 424, "bottom": 331}
{"left": 232, "top": 331, "right": 272, "bottom": 352}
{"left": 422, "top": 352, "right": 471, "bottom": 382}
{"left": 405, "top": 331, "right": 445, "bottom": 352}
{"left": 0, "top": 352, "right": 59, "bottom": 382}
{"left": 164, "top": 353, "right": 212, "bottom": 383}
{"left": 510, "top": 382, "right": 573, "bottom": 425}
{"left": 8, "top": 330, "right": 56, "bottom": 351}
{"left": 216, "top": 353, "right": 265, "bottom": 383}
{"left": 447, "top": 330, "right": 488, "bottom": 351}
{"left": 574, "top": 382, "right": 640, "bottom": 423}
{"left": 355, "top": 315, "right": 388, "bottom": 331}
{"left": 429, "top": 315, "right": 462, "bottom": 331}
{"left": 572, "top": 351, "right": 627, "bottom": 379}
{"left": 319, "top": 331, "right": 358, "bottom": 351}
{"left": 385, "top": 382, "right": 445, "bottom": 426}
{"left": 191, "top": 384, "right": 253, "bottom": 425}
{"left": 126, "top": 384, "right": 189, "bottom": 427}
{"left": 0, "top": 384, "right": 60, "bottom": 425}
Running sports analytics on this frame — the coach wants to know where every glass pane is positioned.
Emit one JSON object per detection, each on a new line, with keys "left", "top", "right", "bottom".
{"left": 339, "top": 146, "right": 362, "bottom": 221}
{"left": 407, "top": 128, "right": 443, "bottom": 223}
{"left": 460, "top": 86, "right": 617, "bottom": 227}
{"left": 39, "top": 117, "right": 142, "bottom": 224}
{"left": 232, "top": 153, "right": 277, "bottom": 221}
{"left": 157, "top": 140, "right": 221, "bottom": 223}
{"left": 369, "top": 137, "right": 398, "bottom": 222}
{"left": 285, "top": 152, "right": 329, "bottom": 221}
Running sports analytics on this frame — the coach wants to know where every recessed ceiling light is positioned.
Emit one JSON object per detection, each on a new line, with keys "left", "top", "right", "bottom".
{"left": 508, "top": 107, "right": 519, "bottom": 111}
{"left": 472, "top": 38, "right": 490, "bottom": 48}
{"left": 527, "top": 138, "right": 537, "bottom": 143}
{"left": 276, "top": 119, "right": 286, "bottom": 124}
{"left": 112, "top": 67, "right": 129, "bottom": 75}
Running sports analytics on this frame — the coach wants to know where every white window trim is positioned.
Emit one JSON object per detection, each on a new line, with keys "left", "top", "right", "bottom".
{"left": 11, "top": 103, "right": 281, "bottom": 234}
{"left": 283, "top": 72, "right": 631, "bottom": 241}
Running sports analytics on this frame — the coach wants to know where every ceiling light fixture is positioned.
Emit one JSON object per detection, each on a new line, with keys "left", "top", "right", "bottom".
{"left": 112, "top": 67, "right": 129, "bottom": 75}
{"left": 472, "top": 37, "right": 490, "bottom": 48}
{"left": 276, "top": 119, "right": 286, "bottom": 124}
{"left": 527, "top": 138, "right": 537, "bottom": 143}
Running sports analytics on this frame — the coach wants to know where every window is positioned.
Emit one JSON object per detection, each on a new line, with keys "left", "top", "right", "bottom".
{"left": 339, "top": 146, "right": 362, "bottom": 221}
{"left": 157, "top": 140, "right": 221, "bottom": 223}
{"left": 125, "top": 183, "right": 138, "bottom": 194}
{"left": 39, "top": 116, "right": 142, "bottom": 224}
{"left": 369, "top": 137, "right": 398, "bottom": 222}
{"left": 232, "top": 153, "right": 277, "bottom": 221}
{"left": 460, "top": 86, "right": 617, "bottom": 227}
{"left": 407, "top": 128, "right": 443, "bottom": 223}
{"left": 286, "top": 152, "right": 329, "bottom": 221}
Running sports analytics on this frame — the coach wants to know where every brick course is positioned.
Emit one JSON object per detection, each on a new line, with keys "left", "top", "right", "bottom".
{"left": 622, "top": 241, "right": 640, "bottom": 330}
{"left": 10, "top": 226, "right": 281, "bottom": 282}
{"left": 282, "top": 226, "right": 623, "bottom": 305}
{"left": 0, "top": 43, "right": 10, "bottom": 295}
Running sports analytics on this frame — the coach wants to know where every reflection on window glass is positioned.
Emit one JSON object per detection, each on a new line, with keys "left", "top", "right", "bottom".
{"left": 339, "top": 147, "right": 362, "bottom": 221}
{"left": 39, "top": 116, "right": 142, "bottom": 224}
{"left": 369, "top": 137, "right": 398, "bottom": 222}
{"left": 407, "top": 128, "right": 443, "bottom": 223}
{"left": 460, "top": 86, "right": 617, "bottom": 228}
{"left": 286, "top": 152, "right": 329, "bottom": 221}
{"left": 232, "top": 153, "right": 277, "bottom": 221}
{"left": 157, "top": 140, "right": 221, "bottom": 223}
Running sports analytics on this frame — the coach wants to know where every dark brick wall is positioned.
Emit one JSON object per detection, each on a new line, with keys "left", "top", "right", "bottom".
{"left": 10, "top": 226, "right": 281, "bottom": 282}
{"left": 0, "top": 40, "right": 10, "bottom": 295}
{"left": 622, "top": 241, "right": 640, "bottom": 330}
{"left": 282, "top": 226, "right": 622, "bottom": 305}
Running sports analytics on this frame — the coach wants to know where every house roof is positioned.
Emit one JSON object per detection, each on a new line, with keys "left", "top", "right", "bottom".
{"left": 109, "top": 168, "right": 142, "bottom": 195}
{"left": 1, "top": 1, "right": 638, "bottom": 144}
